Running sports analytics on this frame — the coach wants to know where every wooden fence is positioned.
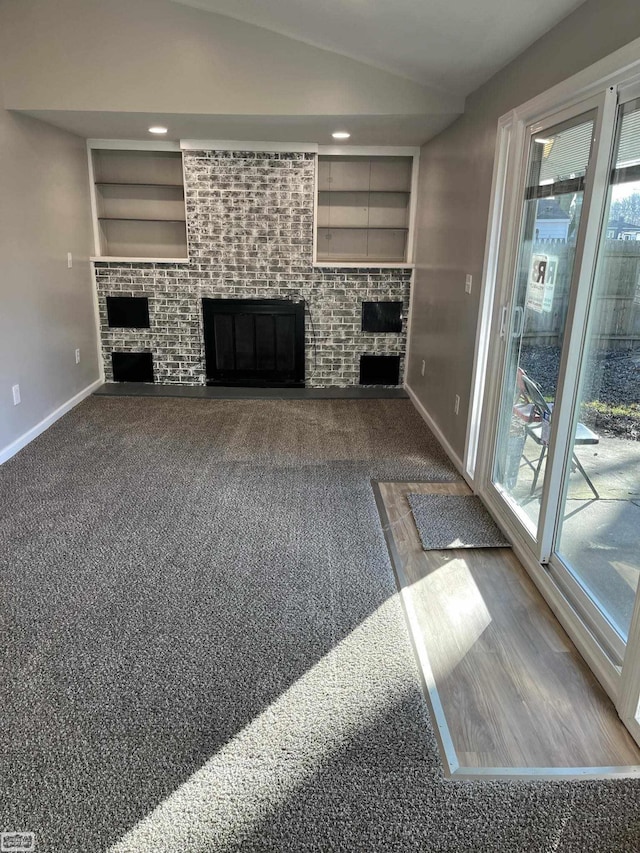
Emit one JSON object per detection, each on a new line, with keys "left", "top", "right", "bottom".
{"left": 521, "top": 239, "right": 640, "bottom": 351}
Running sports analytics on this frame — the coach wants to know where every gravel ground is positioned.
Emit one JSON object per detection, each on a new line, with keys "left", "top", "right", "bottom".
{"left": 519, "top": 345, "right": 640, "bottom": 441}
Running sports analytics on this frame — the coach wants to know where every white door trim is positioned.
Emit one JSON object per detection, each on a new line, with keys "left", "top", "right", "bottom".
{"left": 470, "top": 41, "right": 640, "bottom": 743}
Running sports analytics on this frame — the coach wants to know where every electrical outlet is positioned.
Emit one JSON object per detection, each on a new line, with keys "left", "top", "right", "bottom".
{"left": 12, "top": 384, "right": 21, "bottom": 406}
{"left": 454, "top": 394, "right": 460, "bottom": 415}
{"left": 67, "top": 252, "right": 73, "bottom": 269}
{"left": 75, "top": 348, "right": 81, "bottom": 364}
{"left": 465, "top": 274, "right": 473, "bottom": 294}
{"left": 421, "top": 359, "right": 426, "bottom": 377}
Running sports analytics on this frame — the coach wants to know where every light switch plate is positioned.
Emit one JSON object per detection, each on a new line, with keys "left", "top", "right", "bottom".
{"left": 465, "top": 274, "right": 473, "bottom": 294}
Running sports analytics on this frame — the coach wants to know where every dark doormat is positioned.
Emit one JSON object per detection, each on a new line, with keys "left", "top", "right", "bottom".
{"left": 407, "top": 493, "right": 511, "bottom": 550}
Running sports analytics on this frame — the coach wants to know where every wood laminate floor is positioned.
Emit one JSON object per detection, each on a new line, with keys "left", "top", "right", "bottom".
{"left": 375, "top": 480, "right": 640, "bottom": 777}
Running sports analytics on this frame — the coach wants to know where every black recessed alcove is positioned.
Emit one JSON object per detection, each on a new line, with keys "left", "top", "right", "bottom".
{"left": 361, "top": 301, "right": 403, "bottom": 333}
{"left": 359, "top": 354, "right": 401, "bottom": 386}
{"left": 112, "top": 351, "right": 154, "bottom": 383}
{"left": 106, "top": 296, "right": 150, "bottom": 329}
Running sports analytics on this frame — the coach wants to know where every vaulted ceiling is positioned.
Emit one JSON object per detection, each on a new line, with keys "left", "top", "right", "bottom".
{"left": 171, "top": 0, "right": 587, "bottom": 95}
{"left": 1, "top": 0, "right": 587, "bottom": 144}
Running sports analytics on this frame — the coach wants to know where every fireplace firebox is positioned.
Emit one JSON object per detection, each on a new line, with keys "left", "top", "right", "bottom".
{"left": 202, "top": 298, "right": 305, "bottom": 387}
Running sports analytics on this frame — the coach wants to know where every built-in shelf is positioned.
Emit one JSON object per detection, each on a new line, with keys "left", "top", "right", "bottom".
{"left": 315, "top": 153, "right": 417, "bottom": 264}
{"left": 90, "top": 148, "right": 188, "bottom": 260}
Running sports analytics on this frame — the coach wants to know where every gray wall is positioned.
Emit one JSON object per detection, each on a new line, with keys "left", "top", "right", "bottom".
{"left": 0, "top": 0, "right": 454, "bottom": 119}
{"left": 0, "top": 105, "right": 100, "bottom": 455}
{"left": 95, "top": 151, "right": 410, "bottom": 387}
{"left": 406, "top": 0, "right": 640, "bottom": 461}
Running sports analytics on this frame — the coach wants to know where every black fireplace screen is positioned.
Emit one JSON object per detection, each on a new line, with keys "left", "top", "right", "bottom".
{"left": 202, "top": 298, "right": 305, "bottom": 387}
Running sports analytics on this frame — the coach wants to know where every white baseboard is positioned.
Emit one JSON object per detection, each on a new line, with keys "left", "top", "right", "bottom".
{"left": 404, "top": 382, "right": 473, "bottom": 487}
{"left": 0, "top": 378, "right": 103, "bottom": 466}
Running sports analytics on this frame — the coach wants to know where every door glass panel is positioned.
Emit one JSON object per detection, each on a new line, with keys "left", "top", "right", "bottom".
{"left": 493, "top": 114, "right": 595, "bottom": 535}
{"left": 556, "top": 99, "right": 640, "bottom": 642}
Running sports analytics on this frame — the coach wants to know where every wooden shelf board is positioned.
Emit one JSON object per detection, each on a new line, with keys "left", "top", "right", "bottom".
{"left": 319, "top": 188, "right": 410, "bottom": 194}
{"left": 315, "top": 262, "right": 411, "bottom": 268}
{"left": 99, "top": 217, "right": 187, "bottom": 223}
{"left": 96, "top": 182, "right": 184, "bottom": 188}
{"left": 316, "top": 257, "right": 407, "bottom": 264}
{"left": 91, "top": 256, "right": 190, "bottom": 264}
{"left": 317, "top": 226, "right": 408, "bottom": 231}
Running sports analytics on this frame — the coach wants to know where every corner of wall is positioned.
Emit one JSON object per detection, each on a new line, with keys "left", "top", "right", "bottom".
{"left": 404, "top": 380, "right": 469, "bottom": 483}
{"left": 0, "top": 106, "right": 101, "bottom": 461}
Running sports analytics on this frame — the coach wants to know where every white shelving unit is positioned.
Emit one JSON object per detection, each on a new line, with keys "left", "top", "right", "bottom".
{"left": 315, "top": 151, "right": 419, "bottom": 266}
{"left": 89, "top": 145, "right": 188, "bottom": 261}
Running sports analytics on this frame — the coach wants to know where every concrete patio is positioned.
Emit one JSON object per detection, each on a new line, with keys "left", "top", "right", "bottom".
{"left": 509, "top": 433, "right": 639, "bottom": 637}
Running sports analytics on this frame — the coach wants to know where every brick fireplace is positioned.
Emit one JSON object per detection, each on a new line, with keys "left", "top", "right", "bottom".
{"left": 94, "top": 150, "right": 411, "bottom": 387}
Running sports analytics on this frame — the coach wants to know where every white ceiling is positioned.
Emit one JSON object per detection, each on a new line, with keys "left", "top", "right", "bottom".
{"left": 23, "top": 111, "right": 460, "bottom": 146}
{"left": 171, "top": 0, "right": 587, "bottom": 95}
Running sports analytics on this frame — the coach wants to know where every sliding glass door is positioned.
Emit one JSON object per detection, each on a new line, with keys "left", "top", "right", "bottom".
{"left": 479, "top": 79, "right": 640, "bottom": 744}
{"left": 551, "top": 97, "right": 640, "bottom": 656}
{"left": 492, "top": 110, "right": 596, "bottom": 539}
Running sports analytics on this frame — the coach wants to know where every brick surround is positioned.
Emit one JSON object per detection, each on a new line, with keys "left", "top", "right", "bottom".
{"left": 94, "top": 150, "right": 411, "bottom": 387}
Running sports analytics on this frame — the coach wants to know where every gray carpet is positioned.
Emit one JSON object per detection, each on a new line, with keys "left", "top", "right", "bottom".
{"left": 0, "top": 397, "right": 638, "bottom": 852}
{"left": 408, "top": 493, "right": 511, "bottom": 549}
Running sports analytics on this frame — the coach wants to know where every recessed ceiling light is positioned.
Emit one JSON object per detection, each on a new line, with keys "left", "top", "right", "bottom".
{"left": 332, "top": 131, "right": 351, "bottom": 140}
{"left": 149, "top": 126, "right": 168, "bottom": 134}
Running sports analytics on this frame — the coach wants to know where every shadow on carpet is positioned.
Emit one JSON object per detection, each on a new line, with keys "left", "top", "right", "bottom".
{"left": 0, "top": 397, "right": 637, "bottom": 852}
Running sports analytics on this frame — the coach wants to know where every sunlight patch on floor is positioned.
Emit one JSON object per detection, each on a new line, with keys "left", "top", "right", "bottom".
{"left": 413, "top": 557, "right": 492, "bottom": 674}
{"left": 108, "top": 598, "right": 411, "bottom": 852}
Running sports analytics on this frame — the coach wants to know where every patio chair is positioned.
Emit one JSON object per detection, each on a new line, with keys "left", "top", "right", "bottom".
{"left": 517, "top": 369, "right": 600, "bottom": 499}
{"left": 513, "top": 367, "right": 541, "bottom": 426}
